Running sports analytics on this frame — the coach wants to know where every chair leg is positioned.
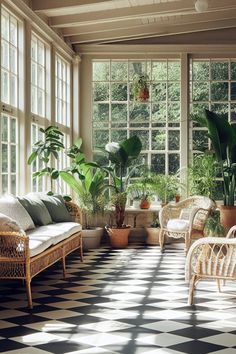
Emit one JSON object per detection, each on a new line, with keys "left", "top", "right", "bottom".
{"left": 185, "top": 234, "right": 191, "bottom": 255}
{"left": 26, "top": 279, "right": 33, "bottom": 309}
{"left": 159, "top": 229, "right": 165, "bottom": 253}
{"left": 217, "top": 279, "right": 221, "bottom": 292}
{"left": 188, "top": 274, "right": 197, "bottom": 305}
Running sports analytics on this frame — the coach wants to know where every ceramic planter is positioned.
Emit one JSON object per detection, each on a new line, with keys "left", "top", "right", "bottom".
{"left": 82, "top": 227, "right": 104, "bottom": 250}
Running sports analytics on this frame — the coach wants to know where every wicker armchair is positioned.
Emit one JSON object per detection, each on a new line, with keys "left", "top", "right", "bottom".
{"left": 159, "top": 196, "right": 216, "bottom": 253}
{"left": 186, "top": 225, "right": 236, "bottom": 305}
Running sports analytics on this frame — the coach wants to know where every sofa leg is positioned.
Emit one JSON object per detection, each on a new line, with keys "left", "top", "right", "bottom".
{"left": 62, "top": 256, "right": 66, "bottom": 278}
{"left": 26, "top": 280, "right": 33, "bottom": 309}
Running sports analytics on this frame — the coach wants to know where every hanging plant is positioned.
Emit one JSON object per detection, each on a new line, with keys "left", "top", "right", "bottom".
{"left": 132, "top": 73, "right": 150, "bottom": 102}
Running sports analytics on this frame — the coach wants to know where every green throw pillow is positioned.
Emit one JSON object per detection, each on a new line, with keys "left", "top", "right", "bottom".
{"left": 38, "top": 194, "right": 72, "bottom": 223}
{"left": 18, "top": 195, "right": 52, "bottom": 226}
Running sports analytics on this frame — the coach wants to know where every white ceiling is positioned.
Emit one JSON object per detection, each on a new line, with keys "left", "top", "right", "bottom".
{"left": 30, "top": 0, "right": 236, "bottom": 51}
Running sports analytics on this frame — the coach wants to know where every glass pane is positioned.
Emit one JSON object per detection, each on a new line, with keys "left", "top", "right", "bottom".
{"left": 1, "top": 41, "right": 9, "bottom": 69}
{"left": 152, "top": 61, "right": 167, "bottom": 81}
{"left": 38, "top": 66, "right": 44, "bottom": 89}
{"left": 10, "top": 118, "right": 16, "bottom": 143}
{"left": 93, "top": 62, "right": 109, "bottom": 81}
{"left": 130, "top": 130, "right": 149, "bottom": 150}
{"left": 93, "top": 103, "right": 109, "bottom": 127}
{"left": 193, "top": 82, "right": 209, "bottom": 101}
{"left": 10, "top": 75, "right": 17, "bottom": 107}
{"left": 192, "top": 130, "right": 208, "bottom": 151}
{"left": 168, "top": 61, "right": 180, "bottom": 80}
{"left": 1, "top": 70, "right": 9, "bottom": 103}
{"left": 211, "top": 61, "right": 229, "bottom": 80}
{"left": 111, "top": 61, "right": 127, "bottom": 81}
{"left": 130, "top": 103, "right": 150, "bottom": 122}
{"left": 11, "top": 175, "right": 16, "bottom": 195}
{"left": 152, "top": 103, "right": 166, "bottom": 123}
{"left": 192, "top": 61, "right": 209, "bottom": 81}
{"left": 168, "top": 83, "right": 180, "bottom": 101}
{"left": 111, "top": 83, "right": 127, "bottom": 101}
{"left": 31, "top": 62, "right": 36, "bottom": 85}
{"left": 2, "top": 175, "right": 8, "bottom": 193}
{"left": 37, "top": 89, "right": 44, "bottom": 116}
{"left": 152, "top": 130, "right": 166, "bottom": 150}
{"left": 31, "top": 38, "right": 37, "bottom": 60}
{"left": 111, "top": 130, "right": 127, "bottom": 142}
{"left": 129, "top": 62, "right": 147, "bottom": 80}
{"left": 168, "top": 130, "right": 180, "bottom": 150}
{"left": 31, "top": 86, "right": 37, "bottom": 114}
{"left": 231, "top": 103, "right": 236, "bottom": 121}
{"left": 190, "top": 102, "right": 209, "bottom": 124}
{"left": 93, "top": 82, "right": 109, "bottom": 101}
{"left": 211, "top": 82, "right": 228, "bottom": 101}
{"left": 93, "top": 130, "right": 109, "bottom": 149}
{"left": 38, "top": 42, "right": 44, "bottom": 66}
{"left": 111, "top": 104, "right": 127, "bottom": 127}
{"left": 211, "top": 103, "right": 229, "bottom": 120}
{"left": 2, "top": 144, "right": 8, "bottom": 172}
{"left": 32, "top": 124, "right": 37, "bottom": 144}
{"left": 231, "top": 83, "right": 236, "bottom": 101}
{"left": 151, "top": 154, "right": 165, "bottom": 174}
{"left": 168, "top": 102, "right": 180, "bottom": 122}
{"left": 2, "top": 115, "right": 8, "bottom": 141}
{"left": 2, "top": 13, "right": 9, "bottom": 40}
{"left": 10, "top": 46, "right": 17, "bottom": 74}
{"left": 11, "top": 145, "right": 16, "bottom": 172}
{"left": 93, "top": 153, "right": 109, "bottom": 166}
{"left": 169, "top": 154, "right": 180, "bottom": 174}
{"left": 231, "top": 61, "right": 236, "bottom": 80}
{"left": 10, "top": 18, "right": 17, "bottom": 45}
{"left": 152, "top": 83, "right": 166, "bottom": 101}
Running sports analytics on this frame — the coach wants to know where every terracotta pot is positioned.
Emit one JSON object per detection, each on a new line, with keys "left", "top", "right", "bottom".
{"left": 220, "top": 205, "right": 236, "bottom": 232}
{"left": 106, "top": 225, "right": 131, "bottom": 248}
{"left": 138, "top": 88, "right": 149, "bottom": 102}
{"left": 140, "top": 199, "right": 151, "bottom": 209}
{"left": 175, "top": 194, "right": 181, "bottom": 203}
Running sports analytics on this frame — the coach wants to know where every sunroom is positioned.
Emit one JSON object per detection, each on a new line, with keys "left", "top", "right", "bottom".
{"left": 0, "top": 1, "right": 236, "bottom": 353}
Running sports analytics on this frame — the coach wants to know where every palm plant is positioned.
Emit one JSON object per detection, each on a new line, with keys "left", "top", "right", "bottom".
{"left": 193, "top": 109, "right": 236, "bottom": 206}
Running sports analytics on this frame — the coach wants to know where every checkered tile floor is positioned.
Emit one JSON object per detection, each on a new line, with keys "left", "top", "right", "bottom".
{"left": 1, "top": 243, "right": 236, "bottom": 354}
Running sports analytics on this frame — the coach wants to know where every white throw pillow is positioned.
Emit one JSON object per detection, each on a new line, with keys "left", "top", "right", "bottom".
{"left": 0, "top": 212, "right": 25, "bottom": 234}
{"left": 167, "top": 218, "right": 189, "bottom": 231}
{"left": 0, "top": 195, "right": 35, "bottom": 231}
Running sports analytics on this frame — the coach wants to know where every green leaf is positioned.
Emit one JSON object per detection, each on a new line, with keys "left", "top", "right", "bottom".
{"left": 27, "top": 151, "right": 38, "bottom": 165}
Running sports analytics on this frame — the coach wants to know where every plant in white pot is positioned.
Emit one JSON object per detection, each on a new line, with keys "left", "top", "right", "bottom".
{"left": 60, "top": 140, "right": 109, "bottom": 250}
{"left": 103, "top": 135, "right": 142, "bottom": 248}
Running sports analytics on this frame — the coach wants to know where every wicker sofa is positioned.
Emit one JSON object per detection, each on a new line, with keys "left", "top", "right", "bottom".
{"left": 0, "top": 196, "right": 83, "bottom": 309}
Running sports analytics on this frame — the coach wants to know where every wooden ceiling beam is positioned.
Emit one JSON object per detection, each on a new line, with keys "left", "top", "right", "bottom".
{"left": 69, "top": 18, "right": 236, "bottom": 44}
{"left": 32, "top": 0, "right": 112, "bottom": 12}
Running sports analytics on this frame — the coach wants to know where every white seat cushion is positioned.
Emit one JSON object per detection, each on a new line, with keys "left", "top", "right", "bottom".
{"left": 27, "top": 222, "right": 82, "bottom": 257}
{"left": 166, "top": 218, "right": 189, "bottom": 231}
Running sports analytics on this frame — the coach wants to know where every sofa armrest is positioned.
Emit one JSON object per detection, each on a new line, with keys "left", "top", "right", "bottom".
{"left": 65, "top": 201, "right": 83, "bottom": 225}
{"left": 0, "top": 231, "right": 29, "bottom": 261}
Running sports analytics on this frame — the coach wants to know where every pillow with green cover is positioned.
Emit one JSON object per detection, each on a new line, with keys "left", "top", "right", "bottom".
{"left": 35, "top": 194, "right": 72, "bottom": 223}
{"left": 18, "top": 195, "right": 52, "bottom": 226}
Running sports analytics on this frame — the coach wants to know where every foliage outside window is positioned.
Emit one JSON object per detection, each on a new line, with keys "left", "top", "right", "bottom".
{"left": 92, "top": 59, "right": 181, "bottom": 176}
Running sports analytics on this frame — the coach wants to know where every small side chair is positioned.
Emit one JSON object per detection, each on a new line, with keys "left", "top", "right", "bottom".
{"left": 159, "top": 196, "right": 216, "bottom": 253}
{"left": 185, "top": 225, "right": 236, "bottom": 305}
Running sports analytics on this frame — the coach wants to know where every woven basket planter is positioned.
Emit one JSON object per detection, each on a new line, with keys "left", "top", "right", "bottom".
{"left": 106, "top": 226, "right": 131, "bottom": 248}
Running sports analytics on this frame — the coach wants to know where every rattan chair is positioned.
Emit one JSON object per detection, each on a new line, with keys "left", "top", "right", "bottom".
{"left": 159, "top": 196, "right": 216, "bottom": 253}
{"left": 186, "top": 225, "right": 236, "bottom": 305}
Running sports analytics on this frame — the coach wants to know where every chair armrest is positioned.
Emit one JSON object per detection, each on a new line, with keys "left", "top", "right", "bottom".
{"left": 65, "top": 201, "right": 83, "bottom": 225}
{"left": 0, "top": 232, "right": 29, "bottom": 260}
{"left": 226, "top": 225, "right": 236, "bottom": 238}
{"left": 185, "top": 237, "right": 236, "bottom": 282}
{"left": 159, "top": 204, "right": 181, "bottom": 227}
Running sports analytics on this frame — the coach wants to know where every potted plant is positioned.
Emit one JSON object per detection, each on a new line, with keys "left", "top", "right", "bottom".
{"left": 60, "top": 140, "right": 109, "bottom": 249}
{"left": 127, "top": 168, "right": 154, "bottom": 209}
{"left": 145, "top": 216, "right": 161, "bottom": 245}
{"left": 103, "top": 135, "right": 142, "bottom": 248}
{"left": 204, "top": 209, "right": 225, "bottom": 237}
{"left": 132, "top": 73, "right": 150, "bottom": 102}
{"left": 193, "top": 109, "right": 236, "bottom": 231}
{"left": 152, "top": 174, "right": 181, "bottom": 206}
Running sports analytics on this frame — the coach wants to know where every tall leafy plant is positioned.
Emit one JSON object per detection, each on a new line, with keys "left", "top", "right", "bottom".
{"left": 28, "top": 126, "right": 64, "bottom": 192}
{"left": 104, "top": 135, "right": 142, "bottom": 227}
{"left": 193, "top": 109, "right": 236, "bottom": 206}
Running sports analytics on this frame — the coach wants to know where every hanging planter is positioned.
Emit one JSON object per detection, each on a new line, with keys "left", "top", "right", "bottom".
{"left": 132, "top": 74, "right": 150, "bottom": 102}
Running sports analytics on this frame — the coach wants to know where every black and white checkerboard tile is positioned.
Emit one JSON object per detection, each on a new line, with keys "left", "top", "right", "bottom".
{"left": 0, "top": 243, "right": 236, "bottom": 354}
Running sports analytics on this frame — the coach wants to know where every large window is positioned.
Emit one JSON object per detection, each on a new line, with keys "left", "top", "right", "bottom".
{"left": 1, "top": 8, "right": 20, "bottom": 194}
{"left": 92, "top": 59, "right": 181, "bottom": 175}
